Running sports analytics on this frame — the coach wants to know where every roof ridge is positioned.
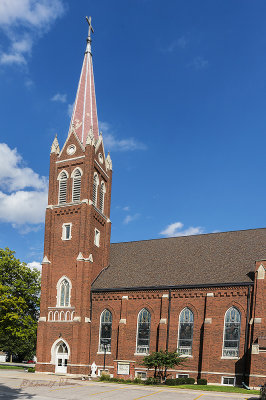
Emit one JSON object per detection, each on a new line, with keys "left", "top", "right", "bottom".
{"left": 110, "top": 226, "right": 266, "bottom": 245}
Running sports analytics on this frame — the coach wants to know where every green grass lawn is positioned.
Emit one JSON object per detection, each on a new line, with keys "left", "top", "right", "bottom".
{"left": 0, "top": 365, "right": 25, "bottom": 370}
{"left": 172, "top": 384, "right": 260, "bottom": 394}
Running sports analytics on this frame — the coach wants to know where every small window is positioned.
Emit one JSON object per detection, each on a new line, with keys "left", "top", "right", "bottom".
{"left": 72, "top": 169, "right": 82, "bottom": 202}
{"left": 62, "top": 223, "right": 72, "bottom": 240}
{"left": 94, "top": 229, "right": 100, "bottom": 247}
{"left": 222, "top": 376, "right": 235, "bottom": 386}
{"left": 135, "top": 371, "right": 147, "bottom": 380}
{"left": 59, "top": 279, "right": 70, "bottom": 307}
{"left": 176, "top": 374, "right": 189, "bottom": 379}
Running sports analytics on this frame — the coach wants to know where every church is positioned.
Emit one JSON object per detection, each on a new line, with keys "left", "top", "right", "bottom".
{"left": 36, "top": 19, "right": 265, "bottom": 387}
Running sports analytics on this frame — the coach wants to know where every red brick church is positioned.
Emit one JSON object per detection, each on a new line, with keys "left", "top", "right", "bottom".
{"left": 36, "top": 19, "right": 265, "bottom": 387}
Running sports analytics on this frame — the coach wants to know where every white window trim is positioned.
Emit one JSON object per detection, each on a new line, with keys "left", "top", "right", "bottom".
{"left": 222, "top": 307, "right": 241, "bottom": 359}
{"left": 93, "top": 172, "right": 99, "bottom": 206}
{"left": 99, "top": 181, "right": 106, "bottom": 214}
{"left": 56, "top": 276, "right": 72, "bottom": 307}
{"left": 221, "top": 376, "right": 236, "bottom": 386}
{"left": 135, "top": 371, "right": 147, "bottom": 380}
{"left": 94, "top": 228, "right": 100, "bottom": 247}
{"left": 176, "top": 374, "right": 189, "bottom": 378}
{"left": 61, "top": 223, "right": 72, "bottom": 241}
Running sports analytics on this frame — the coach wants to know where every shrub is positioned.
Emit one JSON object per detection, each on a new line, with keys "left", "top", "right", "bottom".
{"left": 125, "top": 379, "right": 132, "bottom": 383}
{"left": 186, "top": 378, "right": 195, "bottom": 384}
{"left": 100, "top": 374, "right": 110, "bottom": 381}
{"left": 175, "top": 378, "right": 186, "bottom": 385}
{"left": 144, "top": 377, "right": 159, "bottom": 385}
{"left": 110, "top": 377, "right": 119, "bottom": 382}
{"left": 165, "top": 379, "right": 177, "bottom": 386}
{"left": 27, "top": 367, "right": 35, "bottom": 373}
{"left": 133, "top": 378, "right": 142, "bottom": 384}
{"left": 197, "top": 378, "right": 207, "bottom": 385}
{"left": 260, "top": 384, "right": 266, "bottom": 400}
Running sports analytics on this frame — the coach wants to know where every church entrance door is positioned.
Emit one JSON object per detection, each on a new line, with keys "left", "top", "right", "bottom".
{"left": 55, "top": 342, "right": 68, "bottom": 373}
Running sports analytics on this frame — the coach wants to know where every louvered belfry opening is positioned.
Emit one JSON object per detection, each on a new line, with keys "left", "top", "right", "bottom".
{"left": 72, "top": 169, "right": 81, "bottom": 202}
{"left": 99, "top": 182, "right": 105, "bottom": 213}
{"left": 59, "top": 171, "right": 68, "bottom": 204}
{"left": 93, "top": 174, "right": 98, "bottom": 205}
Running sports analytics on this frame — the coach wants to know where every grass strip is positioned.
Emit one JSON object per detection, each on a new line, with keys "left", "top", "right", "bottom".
{"left": 0, "top": 365, "right": 25, "bottom": 370}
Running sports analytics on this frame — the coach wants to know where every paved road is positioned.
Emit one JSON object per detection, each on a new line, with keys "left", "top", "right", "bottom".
{"left": 0, "top": 370, "right": 260, "bottom": 400}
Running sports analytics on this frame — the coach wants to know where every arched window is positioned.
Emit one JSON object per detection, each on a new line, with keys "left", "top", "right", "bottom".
{"left": 178, "top": 308, "right": 194, "bottom": 356}
{"left": 92, "top": 173, "right": 99, "bottom": 206}
{"left": 72, "top": 169, "right": 82, "bottom": 202}
{"left": 136, "top": 308, "right": 151, "bottom": 354}
{"left": 59, "top": 279, "right": 70, "bottom": 307}
{"left": 58, "top": 171, "right": 68, "bottom": 204}
{"left": 99, "top": 182, "right": 106, "bottom": 213}
{"left": 222, "top": 307, "right": 241, "bottom": 357}
{"left": 99, "top": 309, "right": 112, "bottom": 352}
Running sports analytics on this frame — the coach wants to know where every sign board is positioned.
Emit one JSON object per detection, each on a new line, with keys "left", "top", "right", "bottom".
{"left": 117, "top": 362, "right": 130, "bottom": 375}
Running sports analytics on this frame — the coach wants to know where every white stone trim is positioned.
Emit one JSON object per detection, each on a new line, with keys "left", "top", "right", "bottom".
{"left": 61, "top": 223, "right": 72, "bottom": 241}
{"left": 122, "top": 296, "right": 128, "bottom": 300}
{"left": 42, "top": 256, "right": 51, "bottom": 264}
{"left": 81, "top": 199, "right": 89, "bottom": 204}
{"left": 160, "top": 318, "right": 167, "bottom": 324}
{"left": 257, "top": 264, "right": 265, "bottom": 279}
{"left": 207, "top": 293, "right": 214, "bottom": 297}
{"left": 204, "top": 318, "right": 212, "bottom": 324}
{"left": 85, "top": 317, "right": 91, "bottom": 323}
{"left": 254, "top": 318, "right": 262, "bottom": 324}
{"left": 119, "top": 319, "right": 126, "bottom": 324}
{"left": 162, "top": 294, "right": 169, "bottom": 298}
{"left": 38, "top": 317, "right": 46, "bottom": 322}
{"left": 73, "top": 316, "right": 81, "bottom": 322}
{"left": 95, "top": 159, "right": 109, "bottom": 179}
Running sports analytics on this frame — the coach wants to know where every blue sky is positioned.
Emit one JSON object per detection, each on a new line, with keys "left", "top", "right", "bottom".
{"left": 1, "top": 0, "right": 266, "bottom": 270}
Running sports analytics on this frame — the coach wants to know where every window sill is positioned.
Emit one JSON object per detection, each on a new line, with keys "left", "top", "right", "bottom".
{"left": 97, "top": 352, "right": 111, "bottom": 355}
{"left": 179, "top": 354, "right": 193, "bottom": 358}
{"left": 134, "top": 353, "right": 149, "bottom": 356}
{"left": 220, "top": 356, "right": 240, "bottom": 360}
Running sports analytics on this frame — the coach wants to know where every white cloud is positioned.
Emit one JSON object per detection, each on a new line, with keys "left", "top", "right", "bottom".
{"left": 27, "top": 261, "right": 42, "bottom": 273}
{"left": 123, "top": 206, "right": 130, "bottom": 211}
{"left": 0, "top": 143, "right": 47, "bottom": 230}
{"left": 123, "top": 213, "right": 140, "bottom": 224}
{"left": 67, "top": 102, "right": 74, "bottom": 118}
{"left": 0, "top": 143, "right": 47, "bottom": 191}
{"left": 0, "top": 0, "right": 65, "bottom": 66}
{"left": 99, "top": 121, "right": 146, "bottom": 152}
{"left": 163, "top": 36, "right": 188, "bottom": 52}
{"left": 51, "top": 93, "right": 67, "bottom": 103}
{"left": 190, "top": 56, "right": 208, "bottom": 70}
{"left": 160, "top": 221, "right": 204, "bottom": 237}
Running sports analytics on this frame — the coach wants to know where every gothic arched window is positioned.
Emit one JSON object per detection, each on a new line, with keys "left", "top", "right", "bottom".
{"left": 222, "top": 307, "right": 241, "bottom": 357}
{"left": 58, "top": 171, "right": 68, "bottom": 204}
{"left": 178, "top": 308, "right": 194, "bottom": 356}
{"left": 92, "top": 173, "right": 99, "bottom": 206}
{"left": 136, "top": 308, "right": 151, "bottom": 354}
{"left": 99, "top": 182, "right": 105, "bottom": 213}
{"left": 72, "top": 169, "right": 82, "bottom": 202}
{"left": 58, "top": 278, "right": 71, "bottom": 307}
{"left": 99, "top": 309, "right": 112, "bottom": 352}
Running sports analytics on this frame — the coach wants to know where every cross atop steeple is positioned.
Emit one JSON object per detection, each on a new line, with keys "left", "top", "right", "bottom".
{"left": 86, "top": 16, "right": 94, "bottom": 39}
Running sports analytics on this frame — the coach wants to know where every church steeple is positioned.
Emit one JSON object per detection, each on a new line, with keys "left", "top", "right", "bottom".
{"left": 68, "top": 16, "right": 99, "bottom": 144}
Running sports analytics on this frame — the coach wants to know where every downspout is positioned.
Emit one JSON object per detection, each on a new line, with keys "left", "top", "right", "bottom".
{"left": 88, "top": 290, "right": 92, "bottom": 366}
{"left": 197, "top": 294, "right": 207, "bottom": 380}
{"left": 166, "top": 289, "right": 171, "bottom": 351}
{"left": 242, "top": 284, "right": 251, "bottom": 385}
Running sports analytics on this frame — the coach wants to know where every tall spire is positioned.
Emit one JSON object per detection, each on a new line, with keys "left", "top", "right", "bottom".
{"left": 68, "top": 16, "right": 99, "bottom": 144}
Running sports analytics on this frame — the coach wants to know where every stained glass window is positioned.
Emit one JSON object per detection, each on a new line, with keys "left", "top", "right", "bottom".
{"left": 136, "top": 309, "right": 151, "bottom": 354}
{"left": 178, "top": 308, "right": 194, "bottom": 356}
{"left": 99, "top": 309, "right": 112, "bottom": 352}
{"left": 222, "top": 307, "right": 241, "bottom": 357}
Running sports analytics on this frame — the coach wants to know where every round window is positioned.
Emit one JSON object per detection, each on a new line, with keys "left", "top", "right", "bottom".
{"left": 67, "top": 144, "right": 76, "bottom": 155}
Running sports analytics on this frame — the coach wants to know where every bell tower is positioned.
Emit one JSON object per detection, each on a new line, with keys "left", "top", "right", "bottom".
{"left": 36, "top": 17, "right": 112, "bottom": 375}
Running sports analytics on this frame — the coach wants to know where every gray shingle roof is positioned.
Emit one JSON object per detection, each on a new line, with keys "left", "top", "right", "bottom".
{"left": 92, "top": 228, "right": 266, "bottom": 291}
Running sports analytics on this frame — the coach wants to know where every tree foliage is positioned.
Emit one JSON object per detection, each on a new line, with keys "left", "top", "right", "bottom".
{"left": 0, "top": 248, "right": 41, "bottom": 361}
{"left": 142, "top": 350, "right": 186, "bottom": 382}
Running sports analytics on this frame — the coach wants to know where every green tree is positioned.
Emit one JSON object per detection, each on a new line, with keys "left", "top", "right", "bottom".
{"left": 142, "top": 350, "right": 186, "bottom": 382}
{"left": 0, "top": 248, "right": 41, "bottom": 361}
